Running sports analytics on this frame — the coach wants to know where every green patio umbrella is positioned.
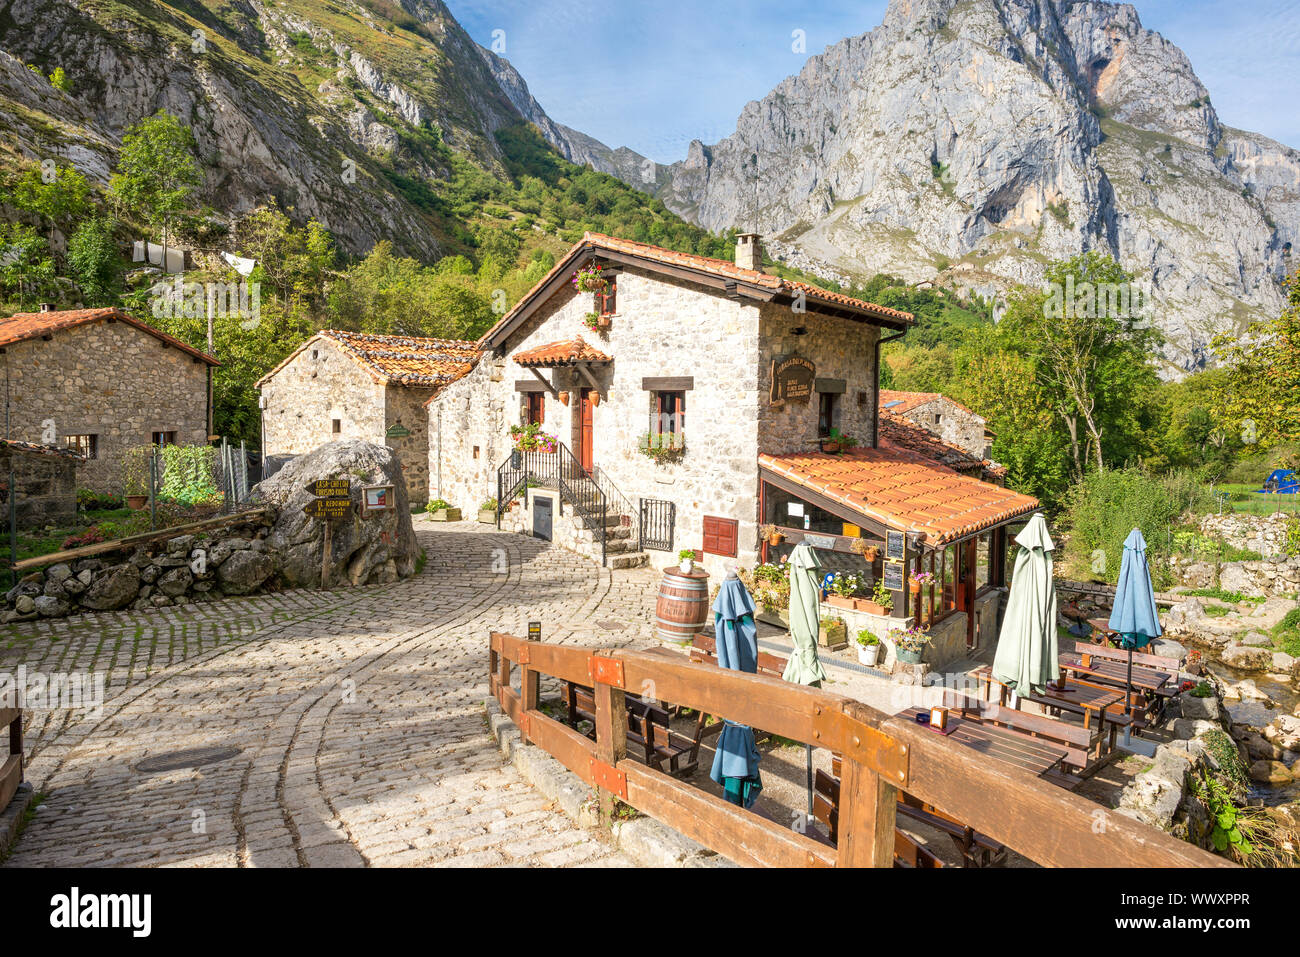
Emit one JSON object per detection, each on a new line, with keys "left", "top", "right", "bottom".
{"left": 991, "top": 512, "right": 1060, "bottom": 697}
{"left": 784, "top": 543, "right": 827, "bottom": 816}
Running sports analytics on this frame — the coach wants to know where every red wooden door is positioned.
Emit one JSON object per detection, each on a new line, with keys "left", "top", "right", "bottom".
{"left": 579, "top": 389, "right": 595, "bottom": 473}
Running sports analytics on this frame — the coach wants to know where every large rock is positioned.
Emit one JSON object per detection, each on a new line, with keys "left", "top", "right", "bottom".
{"left": 1179, "top": 693, "right": 1220, "bottom": 722}
{"left": 1118, "top": 747, "right": 1194, "bottom": 830}
{"left": 1249, "top": 760, "right": 1293, "bottom": 784}
{"left": 216, "top": 551, "right": 274, "bottom": 595}
{"left": 1220, "top": 644, "right": 1274, "bottom": 672}
{"left": 156, "top": 566, "right": 194, "bottom": 598}
{"left": 252, "top": 440, "right": 419, "bottom": 588}
{"left": 79, "top": 563, "right": 141, "bottom": 611}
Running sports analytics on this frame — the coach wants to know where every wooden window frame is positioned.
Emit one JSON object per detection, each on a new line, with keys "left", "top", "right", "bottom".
{"left": 598, "top": 280, "right": 617, "bottom": 316}
{"left": 817, "top": 392, "right": 838, "bottom": 438}
{"left": 64, "top": 434, "right": 98, "bottom": 460}
{"left": 652, "top": 390, "right": 685, "bottom": 438}
{"left": 151, "top": 430, "right": 177, "bottom": 448}
{"left": 525, "top": 392, "right": 545, "bottom": 426}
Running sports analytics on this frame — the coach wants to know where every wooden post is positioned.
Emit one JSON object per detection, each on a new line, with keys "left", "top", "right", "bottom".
{"left": 10, "top": 710, "right": 21, "bottom": 782}
{"left": 593, "top": 665, "right": 627, "bottom": 825}
{"left": 836, "top": 756, "right": 897, "bottom": 867}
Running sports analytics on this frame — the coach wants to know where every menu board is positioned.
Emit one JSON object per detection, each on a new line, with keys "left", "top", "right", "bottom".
{"left": 885, "top": 530, "right": 907, "bottom": 562}
{"left": 882, "top": 562, "right": 904, "bottom": 591}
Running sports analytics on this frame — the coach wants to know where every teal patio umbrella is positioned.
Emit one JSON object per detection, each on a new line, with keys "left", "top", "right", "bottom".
{"left": 1108, "top": 528, "right": 1163, "bottom": 720}
{"left": 992, "top": 513, "right": 1060, "bottom": 696}
{"left": 708, "top": 572, "right": 762, "bottom": 808}
{"left": 784, "top": 543, "right": 827, "bottom": 815}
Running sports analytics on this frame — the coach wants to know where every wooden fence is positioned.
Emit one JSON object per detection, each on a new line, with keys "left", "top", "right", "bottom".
{"left": 0, "top": 707, "right": 21, "bottom": 814}
{"left": 489, "top": 632, "right": 1230, "bottom": 868}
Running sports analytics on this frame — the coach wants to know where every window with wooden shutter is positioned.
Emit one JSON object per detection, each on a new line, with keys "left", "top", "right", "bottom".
{"left": 702, "top": 516, "right": 738, "bottom": 558}
{"left": 598, "top": 281, "right": 617, "bottom": 316}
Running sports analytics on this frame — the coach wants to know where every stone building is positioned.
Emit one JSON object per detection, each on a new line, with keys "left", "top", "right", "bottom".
{"left": 0, "top": 439, "right": 83, "bottom": 527}
{"left": 257, "top": 331, "right": 479, "bottom": 505}
{"left": 878, "top": 390, "right": 995, "bottom": 461}
{"left": 428, "top": 232, "right": 1040, "bottom": 660}
{"left": 0, "top": 307, "right": 217, "bottom": 493}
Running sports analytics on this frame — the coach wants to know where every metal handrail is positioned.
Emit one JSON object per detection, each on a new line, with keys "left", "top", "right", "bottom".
{"left": 494, "top": 441, "right": 609, "bottom": 565}
{"left": 589, "top": 466, "right": 638, "bottom": 548}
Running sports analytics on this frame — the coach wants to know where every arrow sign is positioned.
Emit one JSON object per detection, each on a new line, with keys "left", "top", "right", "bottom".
{"left": 307, "top": 479, "right": 350, "bottom": 497}
{"left": 303, "top": 497, "right": 351, "bottom": 519}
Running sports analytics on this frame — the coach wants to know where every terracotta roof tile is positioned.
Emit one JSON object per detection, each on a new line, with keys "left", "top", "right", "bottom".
{"left": 0, "top": 439, "right": 86, "bottom": 462}
{"left": 513, "top": 336, "right": 613, "bottom": 367}
{"left": 0, "top": 308, "right": 219, "bottom": 365}
{"left": 878, "top": 412, "right": 1006, "bottom": 481}
{"left": 879, "top": 389, "right": 979, "bottom": 417}
{"left": 759, "top": 446, "right": 1038, "bottom": 545}
{"left": 256, "top": 331, "right": 481, "bottom": 388}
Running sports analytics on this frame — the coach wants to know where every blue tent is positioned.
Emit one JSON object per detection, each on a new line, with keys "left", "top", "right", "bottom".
{"left": 1256, "top": 469, "right": 1299, "bottom": 494}
{"left": 1108, "top": 528, "right": 1163, "bottom": 720}
{"left": 709, "top": 574, "right": 762, "bottom": 809}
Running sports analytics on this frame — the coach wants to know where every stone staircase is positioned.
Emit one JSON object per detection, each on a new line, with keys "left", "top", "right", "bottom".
{"left": 572, "top": 510, "right": 649, "bottom": 569}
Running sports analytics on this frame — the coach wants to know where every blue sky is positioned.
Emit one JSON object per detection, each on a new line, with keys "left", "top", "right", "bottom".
{"left": 445, "top": 0, "right": 1300, "bottom": 164}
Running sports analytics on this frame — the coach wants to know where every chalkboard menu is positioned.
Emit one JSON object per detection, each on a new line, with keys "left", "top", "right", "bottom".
{"left": 882, "top": 562, "right": 904, "bottom": 591}
{"left": 885, "top": 530, "right": 907, "bottom": 562}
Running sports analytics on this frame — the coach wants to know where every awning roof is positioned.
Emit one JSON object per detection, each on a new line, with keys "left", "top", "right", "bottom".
{"left": 759, "top": 446, "right": 1039, "bottom": 546}
{"left": 513, "top": 336, "right": 612, "bottom": 368}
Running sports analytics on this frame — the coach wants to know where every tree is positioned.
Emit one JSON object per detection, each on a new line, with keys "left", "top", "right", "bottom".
{"left": 0, "top": 224, "right": 56, "bottom": 310}
{"left": 109, "top": 111, "right": 202, "bottom": 266}
{"left": 1212, "top": 268, "right": 1300, "bottom": 453}
{"left": 11, "top": 163, "right": 91, "bottom": 243}
{"left": 66, "top": 216, "right": 123, "bottom": 306}
{"left": 48, "top": 67, "right": 72, "bottom": 92}
{"left": 997, "top": 252, "right": 1163, "bottom": 478}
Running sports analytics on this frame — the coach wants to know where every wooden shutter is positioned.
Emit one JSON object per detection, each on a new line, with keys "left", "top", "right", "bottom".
{"left": 702, "top": 516, "right": 738, "bottom": 558}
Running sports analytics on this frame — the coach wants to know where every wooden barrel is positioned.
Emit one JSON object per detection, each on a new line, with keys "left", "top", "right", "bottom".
{"left": 654, "top": 566, "right": 711, "bottom": 642}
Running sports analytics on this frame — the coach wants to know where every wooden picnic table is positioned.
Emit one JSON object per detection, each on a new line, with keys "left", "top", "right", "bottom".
{"left": 1086, "top": 617, "right": 1120, "bottom": 644}
{"left": 1059, "top": 650, "right": 1171, "bottom": 694}
{"left": 900, "top": 707, "right": 1069, "bottom": 778}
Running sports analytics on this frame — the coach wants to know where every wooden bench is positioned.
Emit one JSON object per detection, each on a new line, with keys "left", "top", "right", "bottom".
{"left": 689, "top": 632, "right": 788, "bottom": 678}
{"left": 1067, "top": 639, "right": 1180, "bottom": 717}
{"left": 974, "top": 703, "right": 1092, "bottom": 787}
{"left": 561, "top": 680, "right": 711, "bottom": 777}
{"left": 812, "top": 763, "right": 944, "bottom": 868}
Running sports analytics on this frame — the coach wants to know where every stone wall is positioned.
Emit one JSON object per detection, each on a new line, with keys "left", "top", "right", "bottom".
{"left": 428, "top": 355, "right": 510, "bottom": 513}
{"left": 1174, "top": 555, "right": 1300, "bottom": 599}
{"left": 0, "top": 443, "right": 81, "bottom": 528}
{"left": 890, "top": 396, "right": 990, "bottom": 460}
{"left": 384, "top": 383, "right": 438, "bottom": 505}
{"left": 1198, "top": 512, "right": 1294, "bottom": 560}
{"left": 4, "top": 318, "right": 209, "bottom": 492}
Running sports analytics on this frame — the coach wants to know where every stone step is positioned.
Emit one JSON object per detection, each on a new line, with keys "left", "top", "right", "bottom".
{"left": 610, "top": 552, "right": 649, "bottom": 569}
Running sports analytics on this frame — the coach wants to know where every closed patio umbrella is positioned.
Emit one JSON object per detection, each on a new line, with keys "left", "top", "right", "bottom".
{"left": 784, "top": 544, "right": 827, "bottom": 815}
{"left": 708, "top": 572, "right": 762, "bottom": 808}
{"left": 1108, "top": 528, "right": 1163, "bottom": 723}
{"left": 992, "top": 512, "right": 1059, "bottom": 696}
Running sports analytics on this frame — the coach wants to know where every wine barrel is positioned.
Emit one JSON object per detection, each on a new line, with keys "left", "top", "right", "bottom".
{"left": 654, "top": 566, "right": 711, "bottom": 642}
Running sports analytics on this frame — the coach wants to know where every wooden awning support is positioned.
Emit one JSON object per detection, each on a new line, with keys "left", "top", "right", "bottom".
{"left": 574, "top": 362, "right": 603, "bottom": 397}
{"left": 528, "top": 368, "right": 559, "bottom": 398}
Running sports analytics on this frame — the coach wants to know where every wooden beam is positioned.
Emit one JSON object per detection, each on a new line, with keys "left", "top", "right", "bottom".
{"left": 528, "top": 368, "right": 559, "bottom": 398}
{"left": 574, "top": 362, "right": 602, "bottom": 396}
{"left": 641, "top": 376, "right": 694, "bottom": 391}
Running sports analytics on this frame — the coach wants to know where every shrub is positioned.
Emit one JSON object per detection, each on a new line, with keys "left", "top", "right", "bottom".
{"left": 61, "top": 527, "right": 104, "bottom": 550}
{"left": 426, "top": 499, "right": 451, "bottom": 513}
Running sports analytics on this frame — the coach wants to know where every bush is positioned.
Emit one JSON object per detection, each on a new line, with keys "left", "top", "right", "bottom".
{"left": 1061, "top": 468, "right": 1212, "bottom": 587}
{"left": 426, "top": 499, "right": 451, "bottom": 513}
{"left": 76, "top": 488, "right": 124, "bottom": 511}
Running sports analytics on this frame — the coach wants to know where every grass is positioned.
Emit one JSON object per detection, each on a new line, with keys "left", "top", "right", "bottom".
{"left": 0, "top": 791, "right": 44, "bottom": 864}
{"left": 1214, "top": 484, "right": 1300, "bottom": 518}
{"left": 1202, "top": 605, "right": 1232, "bottom": 618}
{"left": 1182, "top": 588, "right": 1266, "bottom": 605}
{"left": 1272, "top": 609, "right": 1300, "bottom": 657}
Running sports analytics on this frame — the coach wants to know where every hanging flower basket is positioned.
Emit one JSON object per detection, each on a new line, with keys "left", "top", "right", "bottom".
{"left": 572, "top": 265, "right": 608, "bottom": 294}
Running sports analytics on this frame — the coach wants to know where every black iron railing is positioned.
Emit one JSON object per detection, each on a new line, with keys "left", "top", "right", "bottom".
{"left": 496, "top": 441, "right": 608, "bottom": 565}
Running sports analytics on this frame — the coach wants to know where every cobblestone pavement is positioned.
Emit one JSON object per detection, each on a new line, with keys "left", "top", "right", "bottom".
{"left": 1, "top": 521, "right": 664, "bottom": 868}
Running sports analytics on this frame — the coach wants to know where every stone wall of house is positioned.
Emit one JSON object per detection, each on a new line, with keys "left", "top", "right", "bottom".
{"left": 384, "top": 383, "right": 438, "bottom": 505}
{"left": 0, "top": 445, "right": 80, "bottom": 527}
{"left": 429, "top": 267, "right": 766, "bottom": 578}
{"left": 5, "top": 319, "right": 209, "bottom": 493}
{"left": 757, "top": 303, "right": 881, "bottom": 454}
{"left": 261, "top": 337, "right": 386, "bottom": 457}
{"left": 893, "top": 397, "right": 990, "bottom": 460}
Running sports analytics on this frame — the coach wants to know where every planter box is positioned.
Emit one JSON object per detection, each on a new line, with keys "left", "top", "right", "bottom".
{"left": 819, "top": 620, "right": 848, "bottom": 650}
{"left": 756, "top": 608, "right": 790, "bottom": 629}
{"left": 824, "top": 594, "right": 856, "bottom": 611}
{"left": 855, "top": 599, "right": 892, "bottom": 616}
{"left": 429, "top": 508, "right": 462, "bottom": 522}
{"left": 478, "top": 509, "right": 496, "bottom": 524}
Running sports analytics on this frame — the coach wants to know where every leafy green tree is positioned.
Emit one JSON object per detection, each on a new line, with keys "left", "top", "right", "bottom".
{"left": 66, "top": 215, "right": 123, "bottom": 305}
{"left": 0, "top": 224, "right": 56, "bottom": 310}
{"left": 48, "top": 67, "right": 72, "bottom": 92}
{"left": 11, "top": 163, "right": 91, "bottom": 242}
{"left": 109, "top": 111, "right": 202, "bottom": 264}
{"left": 1212, "top": 269, "right": 1300, "bottom": 452}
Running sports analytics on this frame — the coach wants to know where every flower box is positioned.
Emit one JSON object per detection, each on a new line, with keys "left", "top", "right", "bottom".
{"left": 756, "top": 607, "right": 790, "bottom": 629}
{"left": 478, "top": 509, "right": 496, "bottom": 524}
{"left": 819, "top": 619, "right": 848, "bottom": 650}
{"left": 824, "top": 594, "right": 857, "bottom": 611}
{"left": 429, "top": 507, "right": 462, "bottom": 522}
{"left": 855, "top": 599, "right": 891, "bottom": 616}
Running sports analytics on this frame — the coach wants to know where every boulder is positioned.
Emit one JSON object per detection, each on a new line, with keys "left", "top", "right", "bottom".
{"left": 1242, "top": 731, "right": 1282, "bottom": 760}
{"left": 1179, "top": 563, "right": 1217, "bottom": 590}
{"left": 45, "top": 563, "right": 72, "bottom": 585}
{"left": 1220, "top": 644, "right": 1274, "bottom": 671}
{"left": 216, "top": 550, "right": 274, "bottom": 595}
{"left": 1179, "top": 693, "right": 1220, "bottom": 722}
{"left": 1163, "top": 599, "right": 1206, "bottom": 633}
{"left": 1219, "top": 563, "right": 1263, "bottom": 598}
{"left": 1171, "top": 718, "right": 1218, "bottom": 740}
{"left": 61, "top": 576, "right": 86, "bottom": 596}
{"left": 140, "top": 564, "right": 161, "bottom": 584}
{"left": 1229, "top": 678, "right": 1271, "bottom": 701}
{"left": 1249, "top": 760, "right": 1293, "bottom": 784}
{"left": 156, "top": 566, "right": 193, "bottom": 597}
{"left": 14, "top": 595, "right": 35, "bottom": 614}
{"left": 1118, "top": 746, "right": 1194, "bottom": 830}
{"left": 42, "top": 578, "right": 67, "bottom": 598}
{"left": 33, "top": 595, "right": 69, "bottom": 618}
{"left": 1150, "top": 638, "right": 1187, "bottom": 661}
{"left": 166, "top": 534, "right": 195, "bottom": 555}
{"left": 1273, "top": 652, "right": 1297, "bottom": 672}
{"left": 79, "top": 563, "right": 141, "bottom": 611}
{"left": 252, "top": 439, "right": 419, "bottom": 588}
{"left": 1240, "top": 631, "right": 1272, "bottom": 647}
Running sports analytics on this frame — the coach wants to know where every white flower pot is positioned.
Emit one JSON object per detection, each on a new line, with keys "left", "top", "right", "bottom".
{"left": 679, "top": 560, "right": 693, "bottom": 574}
{"left": 858, "top": 643, "right": 881, "bottom": 667}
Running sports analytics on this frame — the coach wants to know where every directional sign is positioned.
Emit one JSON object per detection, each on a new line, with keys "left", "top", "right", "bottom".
{"left": 303, "top": 497, "right": 351, "bottom": 520}
{"left": 307, "top": 479, "right": 350, "bottom": 497}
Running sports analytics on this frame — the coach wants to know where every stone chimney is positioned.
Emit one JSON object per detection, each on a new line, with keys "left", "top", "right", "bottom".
{"left": 39, "top": 302, "right": 56, "bottom": 313}
{"left": 735, "top": 233, "right": 763, "bottom": 273}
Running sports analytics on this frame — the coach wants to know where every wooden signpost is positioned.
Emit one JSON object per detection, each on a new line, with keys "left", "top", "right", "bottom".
{"left": 304, "top": 479, "right": 352, "bottom": 586}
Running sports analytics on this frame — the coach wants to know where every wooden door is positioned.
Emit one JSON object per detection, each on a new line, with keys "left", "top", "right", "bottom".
{"left": 579, "top": 388, "right": 595, "bottom": 473}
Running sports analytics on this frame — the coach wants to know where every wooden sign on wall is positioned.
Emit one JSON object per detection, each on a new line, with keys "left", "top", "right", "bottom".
{"left": 770, "top": 356, "right": 816, "bottom": 404}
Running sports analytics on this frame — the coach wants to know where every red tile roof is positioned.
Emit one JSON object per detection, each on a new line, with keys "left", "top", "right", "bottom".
{"left": 878, "top": 412, "right": 1006, "bottom": 481}
{"left": 878, "top": 390, "right": 979, "bottom": 418}
{"left": 513, "top": 336, "right": 613, "bottom": 367}
{"left": 0, "top": 439, "right": 86, "bottom": 463}
{"left": 256, "top": 331, "right": 480, "bottom": 388}
{"left": 0, "top": 308, "right": 219, "bottom": 365}
{"left": 478, "top": 233, "right": 914, "bottom": 349}
{"left": 759, "top": 446, "right": 1037, "bottom": 545}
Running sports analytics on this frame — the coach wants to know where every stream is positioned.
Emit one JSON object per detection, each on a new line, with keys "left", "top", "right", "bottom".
{"left": 1206, "top": 660, "right": 1300, "bottom": 807}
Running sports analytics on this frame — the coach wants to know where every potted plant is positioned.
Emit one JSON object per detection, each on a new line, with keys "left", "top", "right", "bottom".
{"left": 850, "top": 537, "right": 879, "bottom": 563}
{"left": 510, "top": 423, "right": 558, "bottom": 453}
{"left": 638, "top": 431, "right": 685, "bottom": 463}
{"left": 572, "top": 264, "right": 608, "bottom": 294}
{"left": 478, "top": 498, "right": 498, "bottom": 524}
{"left": 760, "top": 524, "right": 785, "bottom": 547}
{"left": 858, "top": 579, "right": 894, "bottom": 616}
{"left": 889, "top": 624, "right": 930, "bottom": 664}
{"left": 819, "top": 617, "right": 848, "bottom": 650}
{"left": 909, "top": 570, "right": 935, "bottom": 595}
{"left": 824, "top": 571, "right": 862, "bottom": 610}
{"left": 123, "top": 444, "right": 153, "bottom": 509}
{"left": 426, "top": 498, "right": 462, "bottom": 522}
{"left": 582, "top": 311, "right": 611, "bottom": 332}
{"left": 678, "top": 548, "right": 696, "bottom": 574}
{"left": 838, "top": 433, "right": 859, "bottom": 451}
{"left": 856, "top": 630, "right": 881, "bottom": 667}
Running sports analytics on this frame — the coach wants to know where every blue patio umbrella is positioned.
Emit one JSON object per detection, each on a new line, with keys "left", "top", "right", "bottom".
{"left": 1108, "top": 528, "right": 1164, "bottom": 719}
{"left": 709, "top": 572, "right": 762, "bottom": 809}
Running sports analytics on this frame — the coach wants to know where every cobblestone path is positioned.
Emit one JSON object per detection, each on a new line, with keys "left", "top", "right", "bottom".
{"left": 1, "top": 523, "right": 663, "bottom": 868}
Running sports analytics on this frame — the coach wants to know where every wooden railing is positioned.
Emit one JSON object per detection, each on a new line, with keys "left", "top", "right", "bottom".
{"left": 489, "top": 632, "right": 1230, "bottom": 868}
{"left": 0, "top": 706, "right": 22, "bottom": 814}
